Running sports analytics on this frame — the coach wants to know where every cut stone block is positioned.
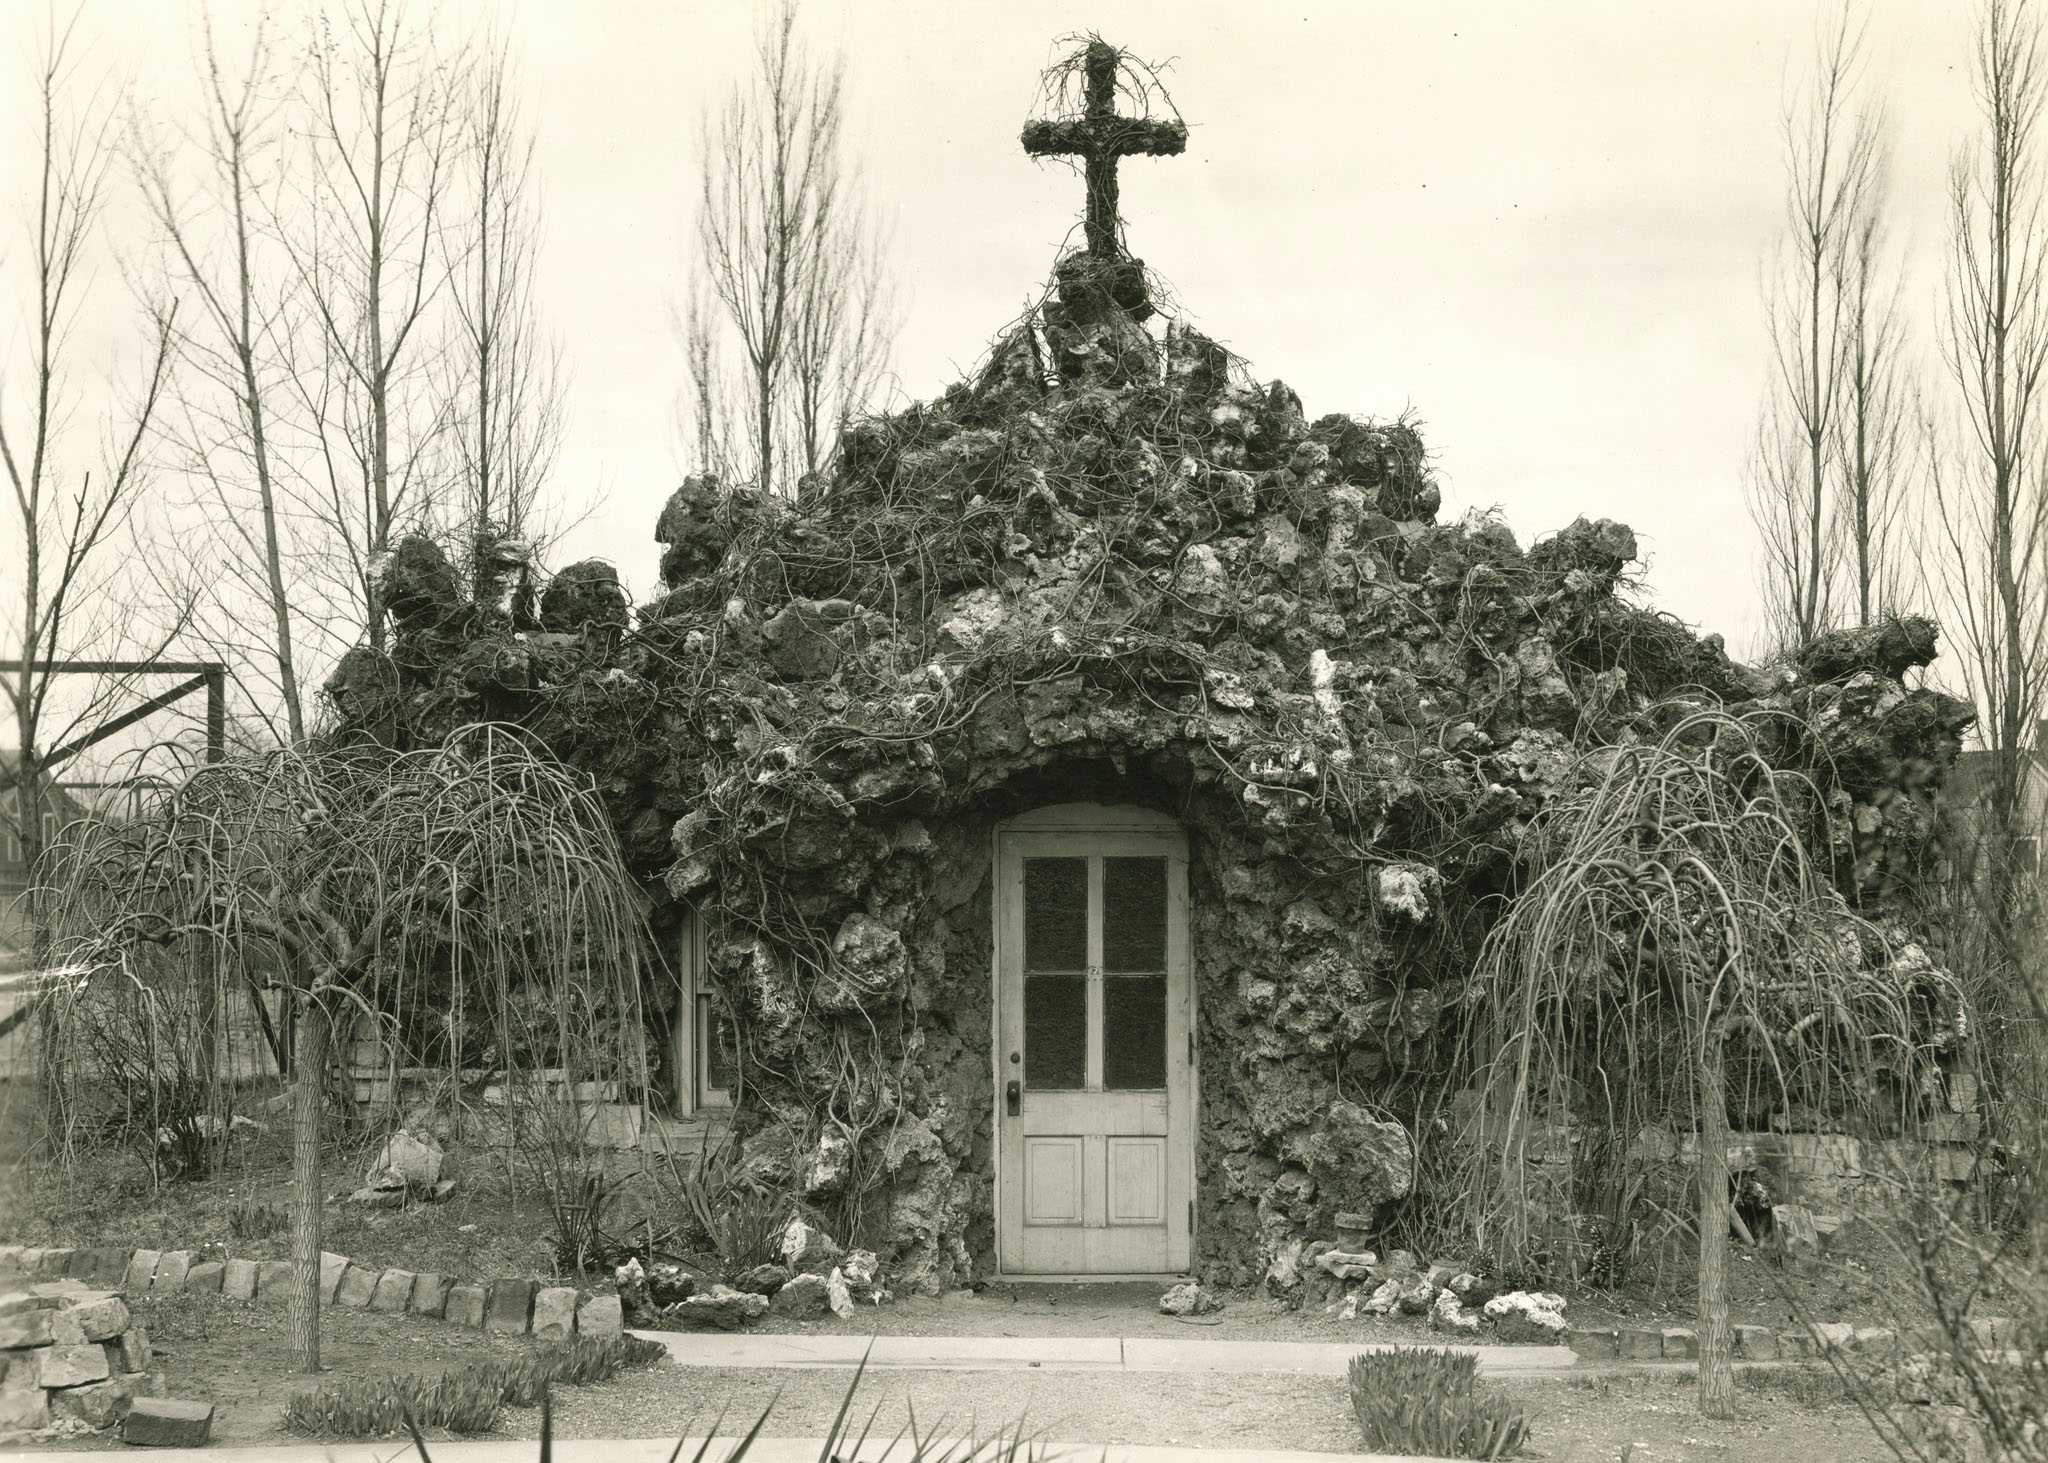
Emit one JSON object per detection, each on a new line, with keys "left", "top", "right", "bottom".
{"left": 114, "top": 1326, "right": 152, "bottom": 1372}
{"left": 78, "top": 1248, "right": 130, "bottom": 1287}
{"left": 0, "top": 1308, "right": 54, "bottom": 1348}
{"left": 151, "top": 1251, "right": 190, "bottom": 1291}
{"left": 577, "top": 1294, "right": 623, "bottom": 1340}
{"left": 531, "top": 1285, "right": 577, "bottom": 1339}
{"left": 123, "top": 1396, "right": 215, "bottom": 1447}
{"left": 1852, "top": 1325, "right": 1897, "bottom": 1357}
{"left": 410, "top": 1273, "right": 451, "bottom": 1318}
{"left": 335, "top": 1264, "right": 378, "bottom": 1309}
{"left": 320, "top": 1253, "right": 349, "bottom": 1304}
{"left": 1571, "top": 1327, "right": 1619, "bottom": 1359}
{"left": 0, "top": 1289, "right": 42, "bottom": 1315}
{"left": 1661, "top": 1327, "right": 1699, "bottom": 1359}
{"left": 16, "top": 1249, "right": 44, "bottom": 1278}
{"left": 0, "top": 1386, "right": 49, "bottom": 1432}
{"left": 486, "top": 1278, "right": 535, "bottom": 1334}
{"left": 1811, "top": 1321, "right": 1856, "bottom": 1354}
{"left": 122, "top": 1250, "right": 162, "bottom": 1293}
{"left": 370, "top": 1269, "right": 416, "bottom": 1313}
{"left": 221, "top": 1258, "right": 259, "bottom": 1301}
{"left": 184, "top": 1261, "right": 224, "bottom": 1294}
{"left": 445, "top": 1282, "right": 487, "bottom": 1328}
{"left": 1734, "top": 1324, "right": 1779, "bottom": 1360}
{"left": 30, "top": 1278, "right": 87, "bottom": 1297}
{"left": 51, "top": 1372, "right": 148, "bottom": 1428}
{"left": 1619, "top": 1326, "right": 1665, "bottom": 1360}
{"left": 0, "top": 1246, "right": 22, "bottom": 1279}
{"left": 35, "top": 1246, "right": 77, "bottom": 1278}
{"left": 37, "top": 1341, "right": 112, "bottom": 1388}
{"left": 51, "top": 1293, "right": 129, "bottom": 1344}
{"left": 256, "top": 1259, "right": 293, "bottom": 1301}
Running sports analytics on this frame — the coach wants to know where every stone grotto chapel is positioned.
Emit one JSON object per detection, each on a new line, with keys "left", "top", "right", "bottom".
{"left": 343, "top": 40, "right": 1968, "bottom": 1296}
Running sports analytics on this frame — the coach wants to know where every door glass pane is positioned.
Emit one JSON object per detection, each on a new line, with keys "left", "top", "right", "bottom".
{"left": 1103, "top": 857, "right": 1166, "bottom": 972}
{"left": 1023, "top": 857, "right": 1087, "bottom": 971}
{"left": 1103, "top": 974, "right": 1167, "bottom": 1089}
{"left": 1025, "top": 973, "right": 1087, "bottom": 1089}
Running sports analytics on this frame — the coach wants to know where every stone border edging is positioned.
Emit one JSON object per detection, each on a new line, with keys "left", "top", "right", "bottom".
{"left": 0, "top": 1244, "right": 623, "bottom": 1344}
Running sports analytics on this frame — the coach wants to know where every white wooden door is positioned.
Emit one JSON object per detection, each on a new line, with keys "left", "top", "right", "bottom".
{"left": 995, "top": 807, "right": 1192, "bottom": 1275}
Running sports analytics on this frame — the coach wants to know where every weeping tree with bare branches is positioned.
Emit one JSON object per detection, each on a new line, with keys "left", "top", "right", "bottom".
{"left": 1460, "top": 705, "right": 1950, "bottom": 1418}
{"left": 684, "top": 0, "right": 898, "bottom": 496}
{"left": 42, "top": 726, "right": 653, "bottom": 1371}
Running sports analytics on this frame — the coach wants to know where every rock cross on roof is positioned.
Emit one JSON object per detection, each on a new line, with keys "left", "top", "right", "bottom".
{"left": 1021, "top": 39, "right": 1188, "bottom": 260}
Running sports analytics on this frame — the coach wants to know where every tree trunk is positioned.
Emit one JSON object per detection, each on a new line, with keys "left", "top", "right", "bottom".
{"left": 289, "top": 999, "right": 330, "bottom": 1373}
{"left": 1697, "top": 1036, "right": 1736, "bottom": 1418}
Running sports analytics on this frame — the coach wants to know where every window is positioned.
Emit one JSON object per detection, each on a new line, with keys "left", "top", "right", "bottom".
{"left": 673, "top": 907, "right": 733, "bottom": 1113}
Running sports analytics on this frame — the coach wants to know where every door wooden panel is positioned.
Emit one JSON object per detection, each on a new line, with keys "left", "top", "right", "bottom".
{"left": 1023, "top": 1137, "right": 1085, "bottom": 1225}
{"left": 995, "top": 807, "right": 1192, "bottom": 1275}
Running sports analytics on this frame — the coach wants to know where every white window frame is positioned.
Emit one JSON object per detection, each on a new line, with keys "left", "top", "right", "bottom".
{"left": 672, "top": 906, "right": 732, "bottom": 1115}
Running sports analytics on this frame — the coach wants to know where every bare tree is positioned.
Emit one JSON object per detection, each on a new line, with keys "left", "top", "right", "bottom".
{"left": 136, "top": 8, "right": 308, "bottom": 743}
{"left": 285, "top": 0, "right": 458, "bottom": 654}
{"left": 1748, "top": 8, "right": 1885, "bottom": 650}
{"left": 685, "top": 1, "right": 898, "bottom": 496}
{"left": 443, "top": 35, "right": 565, "bottom": 598}
{"left": 1934, "top": 0, "right": 2048, "bottom": 920}
{"left": 2, "top": 14, "right": 179, "bottom": 944}
{"left": 1837, "top": 160, "right": 1915, "bottom": 628}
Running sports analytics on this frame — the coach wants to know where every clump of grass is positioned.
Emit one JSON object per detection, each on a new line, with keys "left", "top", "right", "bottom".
{"left": 282, "top": 1334, "right": 667, "bottom": 1437}
{"left": 1348, "top": 1348, "right": 1530, "bottom": 1460}
{"left": 229, "top": 1201, "right": 288, "bottom": 1241}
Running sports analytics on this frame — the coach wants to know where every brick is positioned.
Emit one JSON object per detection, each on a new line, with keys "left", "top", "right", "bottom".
{"left": 123, "top": 1250, "right": 162, "bottom": 1293}
{"left": 335, "top": 1264, "right": 378, "bottom": 1309}
{"left": 577, "top": 1294, "right": 623, "bottom": 1340}
{"left": 36, "top": 1342, "right": 111, "bottom": 1388}
{"left": 445, "top": 1282, "right": 487, "bottom": 1328}
{"left": 122, "top": 1396, "right": 214, "bottom": 1447}
{"left": 1733, "top": 1324, "right": 1779, "bottom": 1360}
{"left": 1661, "top": 1327, "right": 1699, "bottom": 1359}
{"left": 1568, "top": 1326, "right": 1616, "bottom": 1359}
{"left": 1619, "top": 1326, "right": 1665, "bottom": 1360}
{"left": 410, "top": 1273, "right": 451, "bottom": 1318}
{"left": 51, "top": 1293, "right": 129, "bottom": 1344}
{"left": 152, "top": 1251, "right": 190, "bottom": 1291}
{"left": 319, "top": 1252, "right": 349, "bottom": 1304}
{"left": 531, "top": 1285, "right": 577, "bottom": 1339}
{"left": 370, "top": 1269, "right": 415, "bottom": 1313}
{"left": 35, "top": 1246, "right": 77, "bottom": 1278}
{"left": 0, "top": 1308, "right": 53, "bottom": 1348}
{"left": 256, "top": 1259, "right": 293, "bottom": 1301}
{"left": 486, "top": 1278, "right": 535, "bottom": 1334}
{"left": 183, "top": 1261, "right": 224, "bottom": 1293}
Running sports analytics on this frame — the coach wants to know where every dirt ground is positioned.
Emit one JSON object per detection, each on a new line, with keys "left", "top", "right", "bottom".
{"left": 45, "top": 1287, "right": 1897, "bottom": 1459}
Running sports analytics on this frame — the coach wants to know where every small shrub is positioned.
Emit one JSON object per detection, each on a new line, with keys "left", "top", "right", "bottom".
{"left": 1348, "top": 1348, "right": 1531, "bottom": 1460}
{"left": 282, "top": 1334, "right": 668, "bottom": 1437}
{"left": 229, "top": 1201, "right": 287, "bottom": 1241}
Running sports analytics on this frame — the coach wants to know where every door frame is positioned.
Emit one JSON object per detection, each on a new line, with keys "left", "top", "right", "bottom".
{"left": 989, "top": 802, "right": 1196, "bottom": 1279}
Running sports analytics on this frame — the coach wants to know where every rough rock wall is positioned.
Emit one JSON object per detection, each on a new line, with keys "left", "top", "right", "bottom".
{"left": 335, "top": 253, "right": 1971, "bottom": 1291}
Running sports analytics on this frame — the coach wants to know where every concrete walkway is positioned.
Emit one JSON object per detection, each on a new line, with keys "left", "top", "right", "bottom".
{"left": 38, "top": 1443, "right": 1445, "bottom": 1463}
{"left": 628, "top": 1330, "right": 1582, "bottom": 1377}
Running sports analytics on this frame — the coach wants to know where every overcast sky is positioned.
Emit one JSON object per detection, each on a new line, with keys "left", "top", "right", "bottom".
{"left": 0, "top": 0, "right": 1992, "bottom": 760}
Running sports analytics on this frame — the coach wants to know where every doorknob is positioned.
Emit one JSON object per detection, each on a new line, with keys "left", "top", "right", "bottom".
{"left": 1006, "top": 1079, "right": 1021, "bottom": 1116}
